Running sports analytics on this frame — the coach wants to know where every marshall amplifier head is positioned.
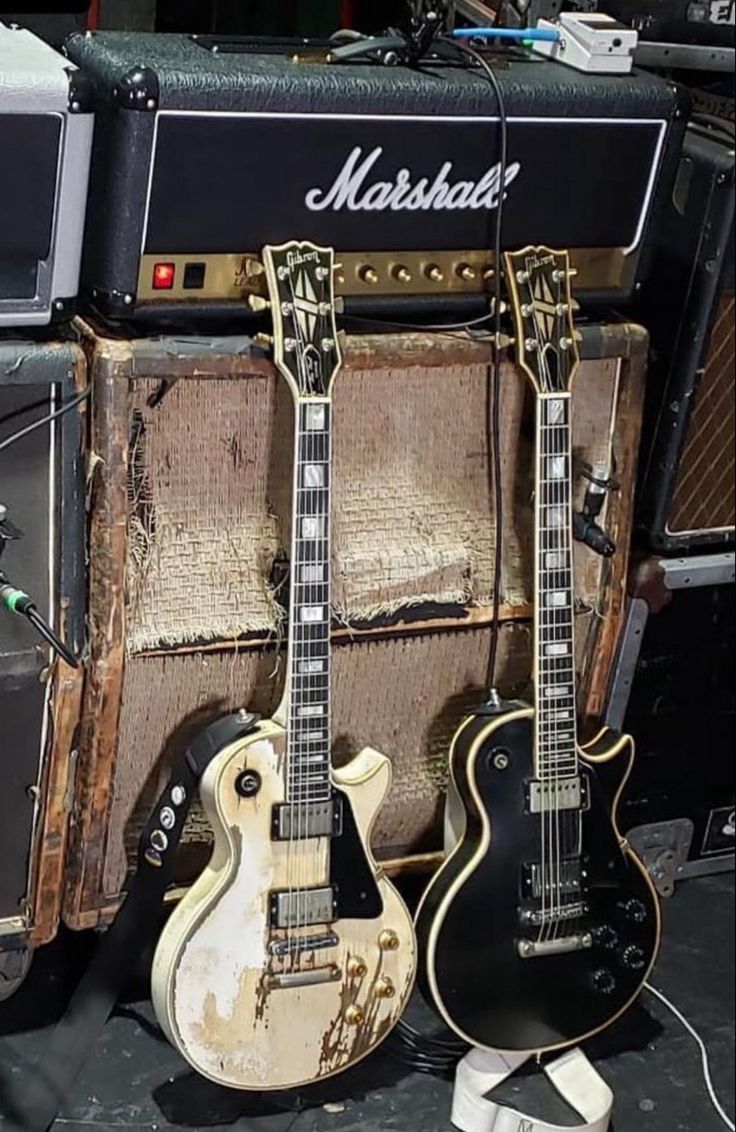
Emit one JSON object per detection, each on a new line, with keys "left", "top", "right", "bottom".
{"left": 64, "top": 32, "right": 687, "bottom": 324}
{"left": 0, "top": 23, "right": 93, "bottom": 327}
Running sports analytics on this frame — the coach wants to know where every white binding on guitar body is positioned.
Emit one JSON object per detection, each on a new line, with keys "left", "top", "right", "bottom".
{"left": 151, "top": 722, "right": 416, "bottom": 1089}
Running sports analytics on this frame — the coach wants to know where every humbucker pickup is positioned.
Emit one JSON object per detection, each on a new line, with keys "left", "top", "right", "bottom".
{"left": 269, "top": 886, "right": 338, "bottom": 930}
{"left": 522, "top": 860, "right": 583, "bottom": 901}
{"left": 526, "top": 776, "right": 588, "bottom": 814}
{"left": 272, "top": 797, "right": 343, "bottom": 841}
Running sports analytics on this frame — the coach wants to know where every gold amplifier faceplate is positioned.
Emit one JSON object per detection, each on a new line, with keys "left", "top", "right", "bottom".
{"left": 136, "top": 248, "right": 635, "bottom": 304}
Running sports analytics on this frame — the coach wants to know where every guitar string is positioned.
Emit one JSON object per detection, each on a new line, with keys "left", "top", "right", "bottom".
{"left": 288, "top": 265, "right": 315, "bottom": 968}
{"left": 530, "top": 283, "right": 574, "bottom": 942}
{"left": 526, "top": 267, "right": 549, "bottom": 945}
{"left": 556, "top": 265, "right": 582, "bottom": 940}
{"left": 529, "top": 284, "right": 555, "bottom": 943}
{"left": 286, "top": 267, "right": 301, "bottom": 969}
{"left": 288, "top": 261, "right": 334, "bottom": 968}
{"left": 545, "top": 268, "right": 581, "bottom": 939}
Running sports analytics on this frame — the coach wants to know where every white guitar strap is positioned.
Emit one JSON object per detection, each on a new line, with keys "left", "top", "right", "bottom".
{"left": 452, "top": 1046, "right": 613, "bottom": 1132}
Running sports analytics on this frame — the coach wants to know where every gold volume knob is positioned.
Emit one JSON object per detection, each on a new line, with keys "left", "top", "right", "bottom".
{"left": 345, "top": 1005, "right": 365, "bottom": 1027}
{"left": 359, "top": 266, "right": 379, "bottom": 285}
{"left": 347, "top": 957, "right": 368, "bottom": 979}
{"left": 375, "top": 978, "right": 396, "bottom": 1000}
{"left": 379, "top": 930, "right": 400, "bottom": 952}
{"left": 425, "top": 264, "right": 444, "bottom": 283}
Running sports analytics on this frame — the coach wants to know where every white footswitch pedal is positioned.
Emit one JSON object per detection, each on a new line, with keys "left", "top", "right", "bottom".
{"left": 533, "top": 13, "right": 639, "bottom": 74}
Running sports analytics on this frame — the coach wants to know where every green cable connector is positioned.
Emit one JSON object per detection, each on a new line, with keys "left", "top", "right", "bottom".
{"left": 1, "top": 585, "right": 30, "bottom": 614}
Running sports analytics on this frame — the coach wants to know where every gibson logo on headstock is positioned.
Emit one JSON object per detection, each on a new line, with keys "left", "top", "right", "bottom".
{"left": 287, "top": 247, "right": 320, "bottom": 269}
{"left": 305, "top": 146, "right": 521, "bottom": 214}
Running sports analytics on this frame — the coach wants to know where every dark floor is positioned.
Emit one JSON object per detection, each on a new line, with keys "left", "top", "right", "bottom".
{"left": 0, "top": 874, "right": 733, "bottom": 1132}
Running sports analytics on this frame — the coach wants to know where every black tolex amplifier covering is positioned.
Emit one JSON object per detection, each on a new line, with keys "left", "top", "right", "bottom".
{"left": 65, "top": 32, "right": 687, "bottom": 324}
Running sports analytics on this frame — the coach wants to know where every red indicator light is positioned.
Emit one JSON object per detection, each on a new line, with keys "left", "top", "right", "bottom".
{"left": 152, "top": 262, "right": 176, "bottom": 290}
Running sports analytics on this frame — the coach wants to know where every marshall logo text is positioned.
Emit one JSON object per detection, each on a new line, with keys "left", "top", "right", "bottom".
{"left": 305, "top": 145, "right": 521, "bottom": 214}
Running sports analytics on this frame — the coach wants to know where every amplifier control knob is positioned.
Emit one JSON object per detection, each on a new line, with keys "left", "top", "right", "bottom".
{"left": 591, "top": 968, "right": 617, "bottom": 996}
{"left": 621, "top": 945, "right": 647, "bottom": 971}
{"left": 392, "top": 265, "right": 412, "bottom": 284}
{"left": 456, "top": 263, "right": 477, "bottom": 282}
{"left": 425, "top": 264, "right": 444, "bottom": 283}
{"left": 359, "top": 266, "right": 379, "bottom": 285}
{"left": 618, "top": 898, "right": 648, "bottom": 924}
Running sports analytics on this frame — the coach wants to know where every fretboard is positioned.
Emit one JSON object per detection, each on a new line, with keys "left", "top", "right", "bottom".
{"left": 534, "top": 393, "right": 579, "bottom": 780}
{"left": 286, "top": 399, "right": 332, "bottom": 803}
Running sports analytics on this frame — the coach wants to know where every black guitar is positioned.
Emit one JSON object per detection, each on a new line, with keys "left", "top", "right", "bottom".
{"left": 415, "top": 247, "right": 660, "bottom": 1054}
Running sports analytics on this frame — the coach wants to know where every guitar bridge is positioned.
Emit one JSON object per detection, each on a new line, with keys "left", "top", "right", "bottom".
{"left": 518, "top": 933, "right": 593, "bottom": 959}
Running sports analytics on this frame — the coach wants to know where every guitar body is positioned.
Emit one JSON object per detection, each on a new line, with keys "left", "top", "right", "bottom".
{"left": 152, "top": 720, "right": 416, "bottom": 1089}
{"left": 416, "top": 705, "right": 660, "bottom": 1053}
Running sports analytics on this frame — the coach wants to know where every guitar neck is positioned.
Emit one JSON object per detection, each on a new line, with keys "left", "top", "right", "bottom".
{"left": 534, "top": 392, "right": 579, "bottom": 780}
{"left": 286, "top": 398, "right": 333, "bottom": 803}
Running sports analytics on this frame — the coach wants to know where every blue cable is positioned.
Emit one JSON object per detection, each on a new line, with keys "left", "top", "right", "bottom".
{"left": 452, "top": 26, "right": 561, "bottom": 42}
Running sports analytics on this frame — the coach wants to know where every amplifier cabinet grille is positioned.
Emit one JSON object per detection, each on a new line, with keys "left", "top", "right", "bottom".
{"left": 669, "top": 295, "right": 735, "bottom": 537}
{"left": 64, "top": 321, "right": 647, "bottom": 929}
{"left": 0, "top": 336, "right": 86, "bottom": 953}
{"left": 638, "top": 120, "right": 735, "bottom": 552}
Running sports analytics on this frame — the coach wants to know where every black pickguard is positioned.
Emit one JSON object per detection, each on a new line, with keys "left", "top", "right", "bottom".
{"left": 416, "top": 711, "right": 660, "bottom": 1052}
{"left": 330, "top": 787, "right": 383, "bottom": 920}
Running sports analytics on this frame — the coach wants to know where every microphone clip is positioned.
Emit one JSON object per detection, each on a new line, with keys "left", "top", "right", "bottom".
{"left": 572, "top": 461, "right": 619, "bottom": 558}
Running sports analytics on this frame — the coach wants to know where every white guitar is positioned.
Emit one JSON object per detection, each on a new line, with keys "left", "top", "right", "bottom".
{"left": 151, "top": 240, "right": 417, "bottom": 1090}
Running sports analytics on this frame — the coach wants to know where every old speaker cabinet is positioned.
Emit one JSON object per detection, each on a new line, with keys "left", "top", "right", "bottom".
{"left": 63, "top": 320, "right": 647, "bottom": 930}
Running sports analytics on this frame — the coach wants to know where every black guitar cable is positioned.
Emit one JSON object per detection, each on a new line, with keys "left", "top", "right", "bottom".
{"left": 382, "top": 34, "right": 511, "bottom": 1079}
{"left": 446, "top": 37, "right": 510, "bottom": 700}
{"left": 0, "top": 388, "right": 89, "bottom": 455}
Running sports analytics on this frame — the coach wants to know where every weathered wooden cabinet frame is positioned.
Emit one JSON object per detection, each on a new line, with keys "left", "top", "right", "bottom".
{"left": 0, "top": 337, "right": 86, "bottom": 962}
{"left": 63, "top": 321, "right": 647, "bottom": 931}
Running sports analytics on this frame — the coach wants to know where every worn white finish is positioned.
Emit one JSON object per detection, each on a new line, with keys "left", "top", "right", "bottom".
{"left": 152, "top": 721, "right": 416, "bottom": 1090}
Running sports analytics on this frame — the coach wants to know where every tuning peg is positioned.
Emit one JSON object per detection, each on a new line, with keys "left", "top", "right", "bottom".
{"left": 248, "top": 295, "right": 271, "bottom": 313}
{"left": 253, "top": 333, "right": 273, "bottom": 349}
{"left": 334, "top": 297, "right": 345, "bottom": 315}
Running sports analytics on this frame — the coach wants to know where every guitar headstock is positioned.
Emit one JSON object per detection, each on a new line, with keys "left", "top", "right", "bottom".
{"left": 262, "top": 241, "right": 341, "bottom": 401}
{"left": 504, "top": 247, "right": 580, "bottom": 395}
